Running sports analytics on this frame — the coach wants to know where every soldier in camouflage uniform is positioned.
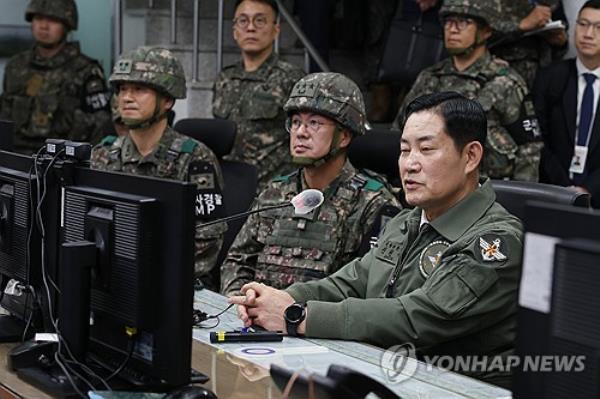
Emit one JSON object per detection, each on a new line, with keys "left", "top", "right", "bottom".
{"left": 230, "top": 93, "right": 524, "bottom": 389}
{"left": 212, "top": 0, "right": 305, "bottom": 189}
{"left": 0, "top": 0, "right": 110, "bottom": 154}
{"left": 91, "top": 46, "right": 226, "bottom": 291}
{"left": 490, "top": 0, "right": 567, "bottom": 89}
{"left": 220, "top": 72, "right": 401, "bottom": 296}
{"left": 392, "top": 0, "right": 543, "bottom": 182}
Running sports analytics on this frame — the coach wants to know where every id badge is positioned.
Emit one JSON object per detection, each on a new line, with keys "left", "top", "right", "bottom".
{"left": 569, "top": 145, "right": 588, "bottom": 174}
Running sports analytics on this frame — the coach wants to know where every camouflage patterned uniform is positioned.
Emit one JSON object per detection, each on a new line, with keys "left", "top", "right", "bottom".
{"left": 220, "top": 161, "right": 400, "bottom": 295}
{"left": 212, "top": 52, "right": 305, "bottom": 188}
{"left": 393, "top": 0, "right": 543, "bottom": 182}
{"left": 221, "top": 72, "right": 401, "bottom": 295}
{"left": 0, "top": 0, "right": 110, "bottom": 154}
{"left": 490, "top": 0, "right": 566, "bottom": 88}
{"left": 91, "top": 46, "right": 226, "bottom": 291}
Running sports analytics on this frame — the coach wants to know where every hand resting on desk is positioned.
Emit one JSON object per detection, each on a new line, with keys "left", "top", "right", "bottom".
{"left": 228, "top": 282, "right": 306, "bottom": 335}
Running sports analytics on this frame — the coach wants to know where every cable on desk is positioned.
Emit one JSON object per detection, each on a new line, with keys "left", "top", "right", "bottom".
{"left": 193, "top": 303, "right": 235, "bottom": 329}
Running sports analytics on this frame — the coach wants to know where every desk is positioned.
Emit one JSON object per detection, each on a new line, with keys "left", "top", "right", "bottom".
{"left": 194, "top": 290, "right": 512, "bottom": 399}
{"left": 0, "top": 290, "right": 513, "bottom": 399}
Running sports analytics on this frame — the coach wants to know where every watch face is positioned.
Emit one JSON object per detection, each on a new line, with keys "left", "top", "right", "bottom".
{"left": 285, "top": 304, "right": 304, "bottom": 323}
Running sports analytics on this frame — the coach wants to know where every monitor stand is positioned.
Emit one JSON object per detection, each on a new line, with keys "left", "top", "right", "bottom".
{"left": 11, "top": 242, "right": 209, "bottom": 396}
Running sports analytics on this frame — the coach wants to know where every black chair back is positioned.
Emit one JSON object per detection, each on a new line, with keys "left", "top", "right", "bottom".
{"left": 174, "top": 118, "right": 236, "bottom": 158}
{"left": 175, "top": 118, "right": 257, "bottom": 282}
{"left": 348, "top": 128, "right": 400, "bottom": 186}
{"left": 218, "top": 160, "right": 258, "bottom": 267}
{"left": 490, "top": 180, "right": 591, "bottom": 221}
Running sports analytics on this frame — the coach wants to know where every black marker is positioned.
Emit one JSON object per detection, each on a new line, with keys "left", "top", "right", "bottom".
{"left": 209, "top": 328, "right": 283, "bottom": 343}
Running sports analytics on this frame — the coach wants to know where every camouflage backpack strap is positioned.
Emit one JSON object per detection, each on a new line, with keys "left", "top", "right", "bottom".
{"left": 156, "top": 137, "right": 198, "bottom": 179}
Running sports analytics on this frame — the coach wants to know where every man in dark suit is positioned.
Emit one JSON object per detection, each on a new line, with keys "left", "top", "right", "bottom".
{"left": 534, "top": 0, "right": 600, "bottom": 207}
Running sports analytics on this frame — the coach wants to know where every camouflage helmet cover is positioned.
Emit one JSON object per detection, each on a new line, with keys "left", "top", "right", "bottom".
{"left": 109, "top": 46, "right": 187, "bottom": 99}
{"left": 25, "top": 0, "right": 78, "bottom": 30}
{"left": 439, "top": 0, "right": 502, "bottom": 28}
{"left": 284, "top": 72, "right": 366, "bottom": 136}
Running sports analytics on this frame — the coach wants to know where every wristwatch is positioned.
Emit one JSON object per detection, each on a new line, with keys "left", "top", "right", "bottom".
{"left": 284, "top": 302, "right": 306, "bottom": 337}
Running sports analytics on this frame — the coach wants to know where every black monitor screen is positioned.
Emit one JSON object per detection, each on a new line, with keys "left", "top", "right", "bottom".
{"left": 0, "top": 151, "right": 47, "bottom": 337}
{"left": 513, "top": 201, "right": 600, "bottom": 398}
{"left": 56, "top": 167, "right": 197, "bottom": 389}
{"left": 0, "top": 152, "right": 37, "bottom": 283}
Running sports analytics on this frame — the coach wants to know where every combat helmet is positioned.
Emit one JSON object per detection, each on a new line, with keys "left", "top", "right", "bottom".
{"left": 110, "top": 46, "right": 186, "bottom": 129}
{"left": 109, "top": 46, "right": 186, "bottom": 100}
{"left": 439, "top": 0, "right": 502, "bottom": 28}
{"left": 283, "top": 72, "right": 366, "bottom": 166}
{"left": 439, "top": 0, "right": 501, "bottom": 56}
{"left": 25, "top": 0, "right": 78, "bottom": 31}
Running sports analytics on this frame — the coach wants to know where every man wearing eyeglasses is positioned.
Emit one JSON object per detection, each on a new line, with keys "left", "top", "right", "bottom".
{"left": 534, "top": 0, "right": 600, "bottom": 208}
{"left": 212, "top": 0, "right": 305, "bottom": 189}
{"left": 392, "top": 0, "right": 543, "bottom": 182}
{"left": 220, "top": 72, "right": 400, "bottom": 296}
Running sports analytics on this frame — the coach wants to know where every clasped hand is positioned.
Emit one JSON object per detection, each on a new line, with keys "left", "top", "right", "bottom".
{"left": 228, "top": 282, "right": 296, "bottom": 332}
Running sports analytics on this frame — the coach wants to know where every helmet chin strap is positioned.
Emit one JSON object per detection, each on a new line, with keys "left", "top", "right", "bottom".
{"left": 292, "top": 125, "right": 346, "bottom": 168}
{"left": 446, "top": 28, "right": 487, "bottom": 57}
{"left": 120, "top": 93, "right": 169, "bottom": 130}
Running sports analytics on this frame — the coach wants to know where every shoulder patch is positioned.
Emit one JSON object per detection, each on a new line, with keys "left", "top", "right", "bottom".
{"left": 478, "top": 235, "right": 508, "bottom": 262}
{"left": 364, "top": 178, "right": 384, "bottom": 192}
{"left": 181, "top": 139, "right": 198, "bottom": 154}
{"left": 358, "top": 170, "right": 387, "bottom": 192}
{"left": 100, "top": 135, "right": 117, "bottom": 146}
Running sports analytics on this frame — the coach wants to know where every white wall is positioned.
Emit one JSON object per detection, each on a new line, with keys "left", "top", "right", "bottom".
{"left": 71, "top": 0, "right": 115, "bottom": 78}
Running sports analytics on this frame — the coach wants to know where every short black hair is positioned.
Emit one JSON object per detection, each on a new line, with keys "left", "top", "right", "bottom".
{"left": 234, "top": 0, "right": 279, "bottom": 18}
{"left": 403, "top": 91, "right": 487, "bottom": 151}
{"left": 581, "top": 0, "right": 600, "bottom": 14}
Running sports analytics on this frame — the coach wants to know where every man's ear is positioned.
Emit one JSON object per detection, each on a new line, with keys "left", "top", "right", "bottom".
{"left": 479, "top": 24, "right": 493, "bottom": 42}
{"left": 162, "top": 96, "right": 175, "bottom": 111}
{"left": 273, "top": 21, "right": 281, "bottom": 38}
{"left": 463, "top": 140, "right": 484, "bottom": 174}
{"left": 338, "top": 129, "right": 353, "bottom": 150}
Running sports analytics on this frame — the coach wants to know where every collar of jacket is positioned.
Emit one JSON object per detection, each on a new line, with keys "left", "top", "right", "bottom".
{"left": 299, "top": 158, "right": 356, "bottom": 193}
{"left": 30, "top": 41, "right": 80, "bottom": 69}
{"left": 230, "top": 50, "right": 279, "bottom": 80}
{"left": 410, "top": 178, "right": 496, "bottom": 242}
{"left": 120, "top": 126, "right": 177, "bottom": 166}
{"left": 438, "top": 50, "right": 492, "bottom": 78}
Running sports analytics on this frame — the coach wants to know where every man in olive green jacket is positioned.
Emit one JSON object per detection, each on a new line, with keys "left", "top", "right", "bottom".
{"left": 230, "top": 92, "right": 523, "bottom": 389}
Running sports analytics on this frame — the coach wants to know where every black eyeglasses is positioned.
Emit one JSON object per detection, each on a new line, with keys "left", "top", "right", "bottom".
{"left": 233, "top": 14, "right": 271, "bottom": 30}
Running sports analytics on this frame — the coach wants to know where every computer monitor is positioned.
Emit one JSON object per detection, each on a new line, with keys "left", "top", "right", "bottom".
{"left": 16, "top": 165, "right": 199, "bottom": 396}
{"left": 513, "top": 201, "right": 600, "bottom": 398}
{"left": 0, "top": 151, "right": 47, "bottom": 340}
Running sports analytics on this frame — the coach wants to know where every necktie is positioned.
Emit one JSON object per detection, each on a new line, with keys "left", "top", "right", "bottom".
{"left": 573, "top": 73, "right": 596, "bottom": 184}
